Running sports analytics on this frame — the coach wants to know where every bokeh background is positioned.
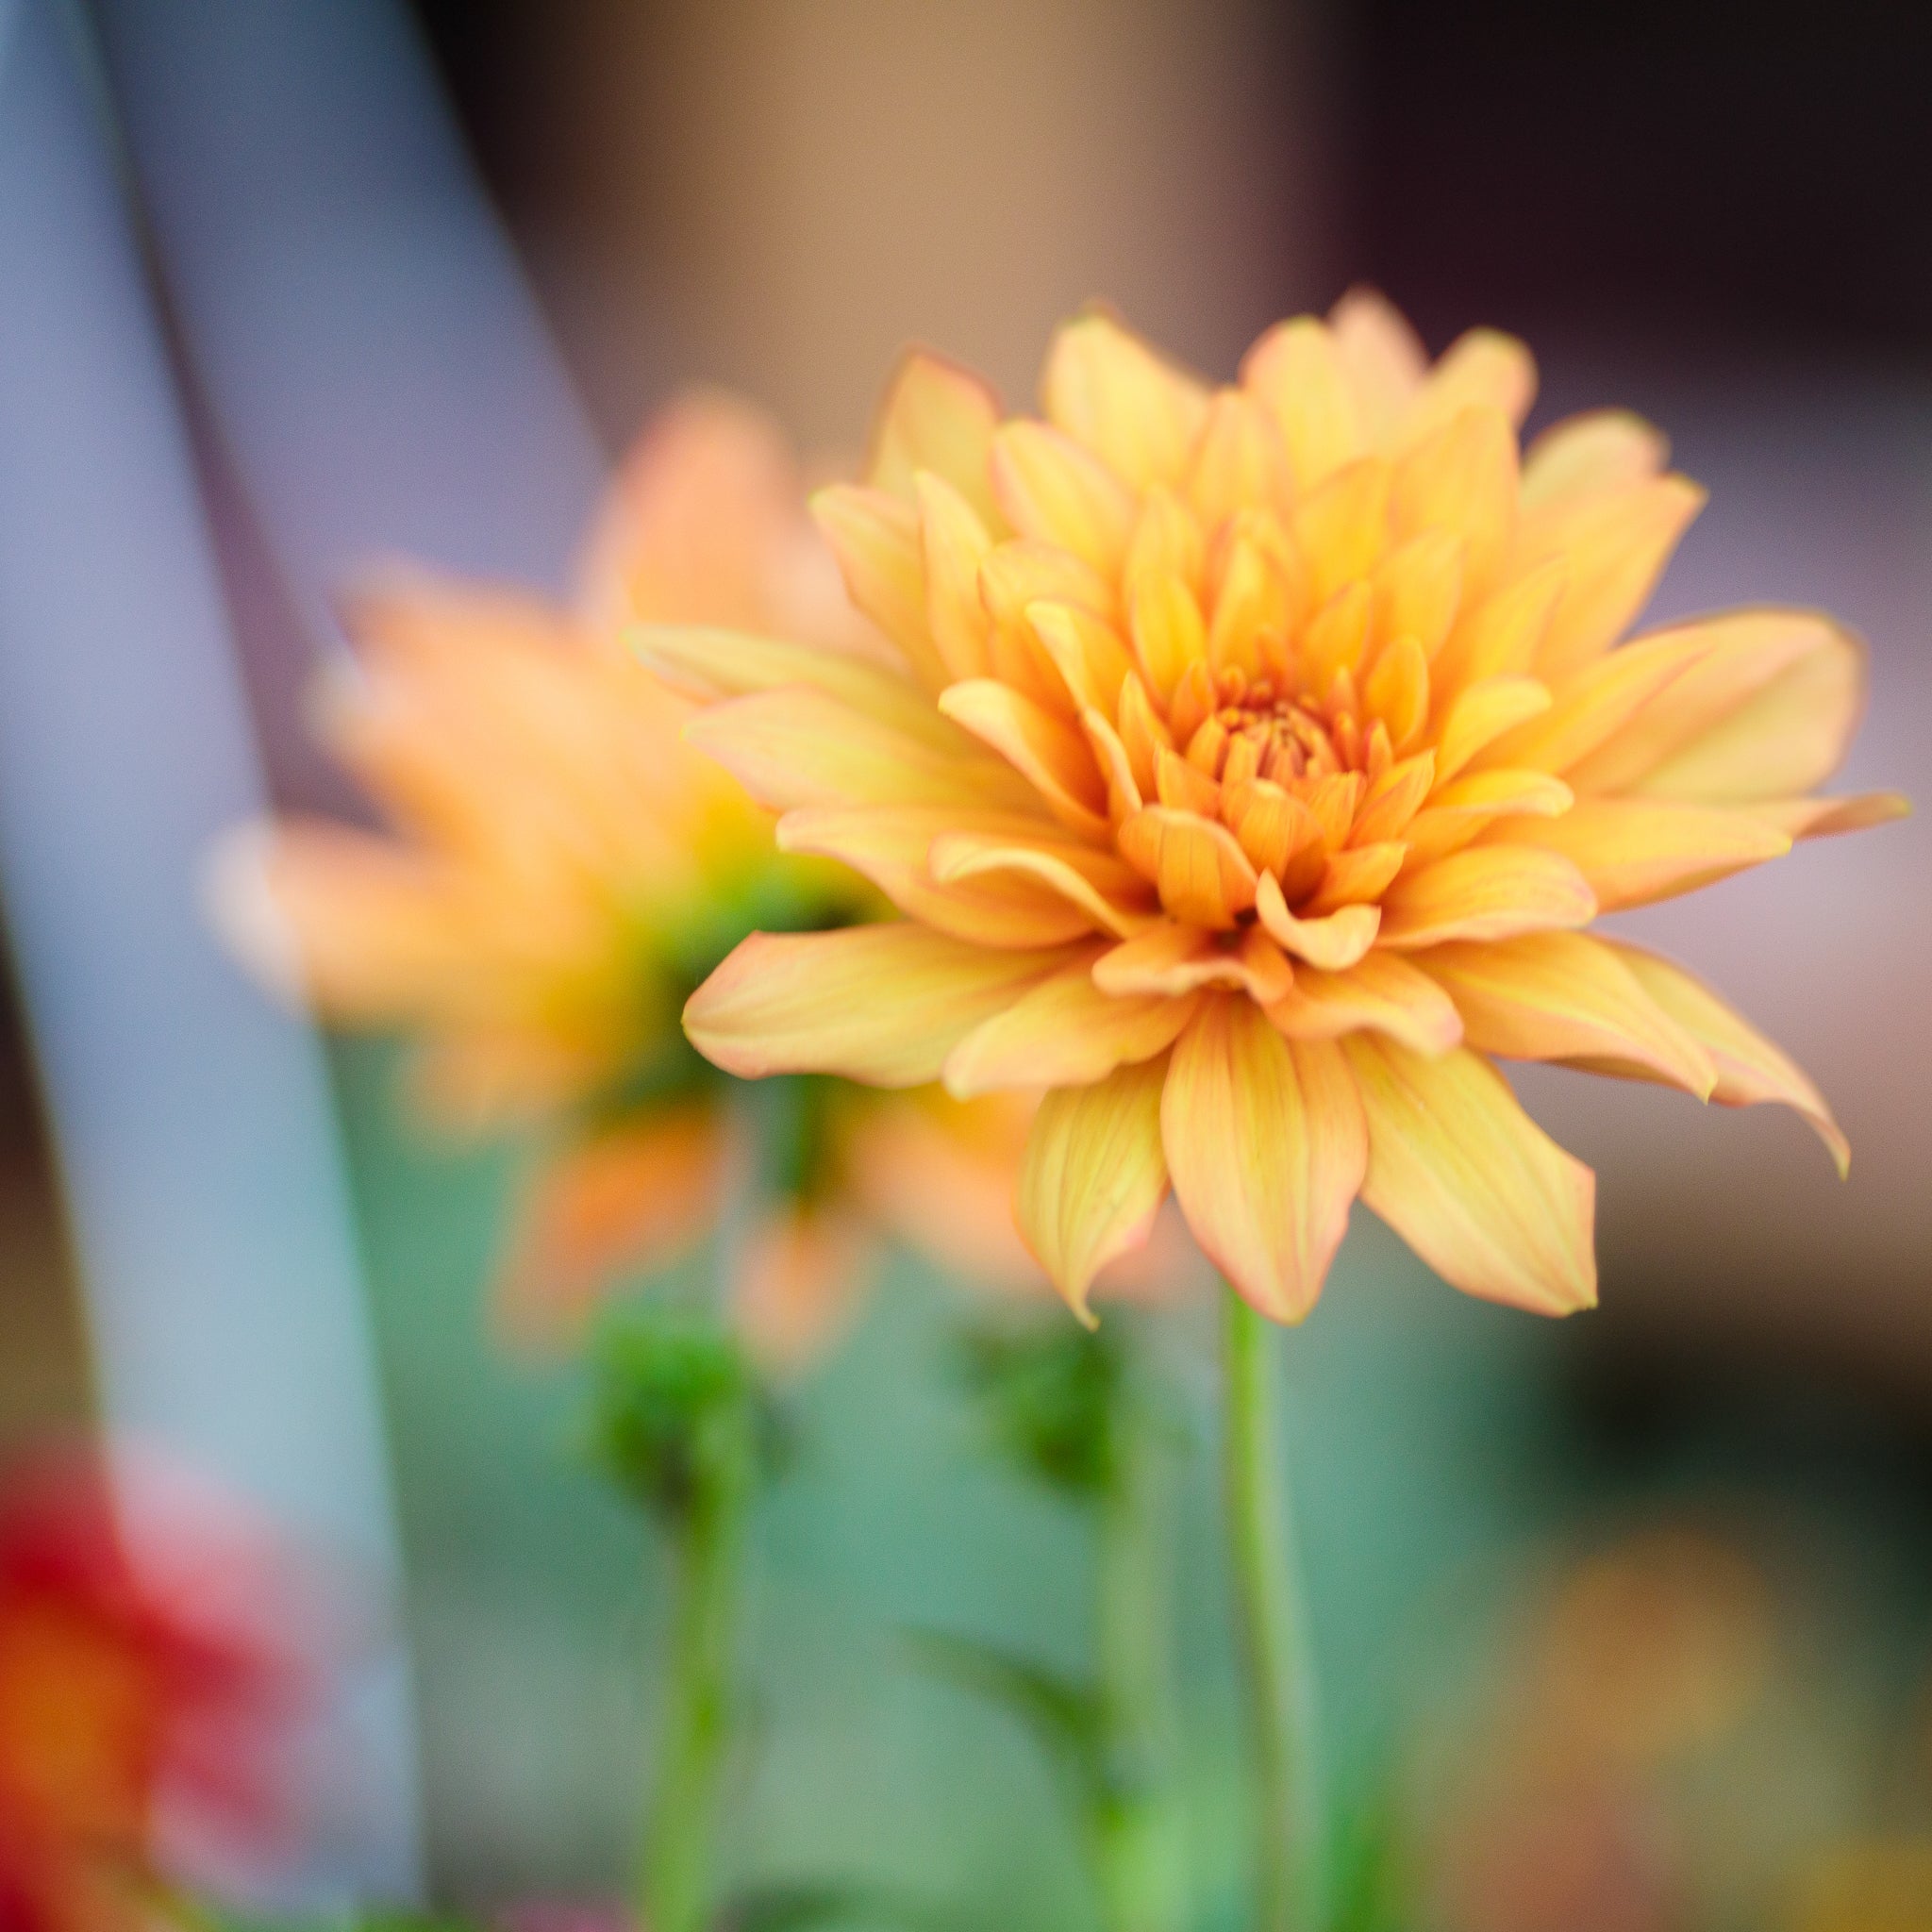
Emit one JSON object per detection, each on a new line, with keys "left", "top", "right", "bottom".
{"left": 1, "top": 2, "right": 1929, "bottom": 1926}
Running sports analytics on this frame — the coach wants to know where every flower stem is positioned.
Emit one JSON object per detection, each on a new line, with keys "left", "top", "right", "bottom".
{"left": 1092, "top": 1363, "right": 1186, "bottom": 1932}
{"left": 1222, "top": 1291, "right": 1326, "bottom": 1932}
{"left": 641, "top": 1397, "right": 755, "bottom": 1932}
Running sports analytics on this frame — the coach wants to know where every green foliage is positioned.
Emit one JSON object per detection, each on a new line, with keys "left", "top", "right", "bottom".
{"left": 955, "top": 1317, "right": 1127, "bottom": 1497}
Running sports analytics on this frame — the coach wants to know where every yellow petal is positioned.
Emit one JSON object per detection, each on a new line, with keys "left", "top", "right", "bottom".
{"left": 1241, "top": 315, "right": 1364, "bottom": 490}
{"left": 1041, "top": 310, "right": 1210, "bottom": 491}
{"left": 1623, "top": 613, "right": 1866, "bottom": 804}
{"left": 1485, "top": 798, "right": 1790, "bottom": 911}
{"left": 1371, "top": 530, "right": 1464, "bottom": 664}
{"left": 1746, "top": 791, "right": 1911, "bottom": 840}
{"left": 1253, "top": 872, "right": 1380, "bottom": 970}
{"left": 1519, "top": 409, "right": 1668, "bottom": 510}
{"left": 1602, "top": 941, "right": 1850, "bottom": 1174}
{"left": 1515, "top": 475, "right": 1707, "bottom": 683}
{"left": 1327, "top": 288, "right": 1427, "bottom": 443}
{"left": 1094, "top": 921, "right": 1291, "bottom": 1005}
{"left": 1401, "top": 768, "right": 1574, "bottom": 867}
{"left": 634, "top": 622, "right": 958, "bottom": 749}
{"left": 1416, "top": 932, "right": 1714, "bottom": 1093}
{"left": 867, "top": 349, "right": 1004, "bottom": 528}
{"left": 1431, "top": 558, "right": 1567, "bottom": 694}
{"left": 1017, "top": 1058, "right": 1172, "bottom": 1323}
{"left": 1115, "top": 807, "right": 1259, "bottom": 929}
{"left": 928, "top": 826, "right": 1158, "bottom": 940}
{"left": 980, "top": 539, "right": 1117, "bottom": 709}
{"left": 1026, "top": 599, "right": 1136, "bottom": 717}
{"left": 1352, "top": 751, "right": 1438, "bottom": 845}
{"left": 1293, "top": 456, "right": 1393, "bottom": 606}
{"left": 1188, "top": 389, "right": 1295, "bottom": 528}
{"left": 685, "top": 925, "right": 1070, "bottom": 1086}
{"left": 916, "top": 472, "right": 997, "bottom": 681}
{"left": 777, "top": 807, "right": 1105, "bottom": 948}
{"left": 686, "top": 687, "right": 1037, "bottom": 813}
{"left": 1345, "top": 1038, "right": 1596, "bottom": 1314}
{"left": 810, "top": 484, "right": 948, "bottom": 690}
{"left": 1304, "top": 840, "right": 1407, "bottom": 916}
{"left": 938, "top": 678, "right": 1111, "bottom": 835}
{"left": 991, "top": 420, "right": 1139, "bottom": 577}
{"left": 1265, "top": 950, "right": 1463, "bottom": 1056}
{"left": 1127, "top": 568, "right": 1209, "bottom": 704}
{"left": 1379, "top": 844, "right": 1596, "bottom": 949}
{"left": 944, "top": 955, "right": 1196, "bottom": 1097}
{"left": 1363, "top": 634, "right": 1430, "bottom": 753}
{"left": 1431, "top": 675, "right": 1554, "bottom": 784}
{"left": 1391, "top": 405, "right": 1518, "bottom": 596}
{"left": 1161, "top": 999, "right": 1365, "bottom": 1322}
{"left": 1402, "top": 328, "right": 1537, "bottom": 445}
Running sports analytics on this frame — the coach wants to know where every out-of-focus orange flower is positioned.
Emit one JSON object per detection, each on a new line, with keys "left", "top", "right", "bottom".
{"left": 211, "top": 396, "right": 1075, "bottom": 1367}
{"left": 0, "top": 1454, "right": 309, "bottom": 1932}
{"left": 662, "top": 294, "right": 1907, "bottom": 1326}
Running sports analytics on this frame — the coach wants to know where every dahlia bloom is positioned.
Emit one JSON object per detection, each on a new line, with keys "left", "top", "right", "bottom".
{"left": 660, "top": 294, "right": 1906, "bottom": 1325}
{"left": 212, "top": 395, "right": 1040, "bottom": 1357}
{"left": 0, "top": 1455, "right": 308, "bottom": 1932}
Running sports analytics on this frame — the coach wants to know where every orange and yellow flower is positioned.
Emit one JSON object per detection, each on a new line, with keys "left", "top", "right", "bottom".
{"left": 660, "top": 293, "right": 1907, "bottom": 1326}
{"left": 212, "top": 394, "right": 1041, "bottom": 1360}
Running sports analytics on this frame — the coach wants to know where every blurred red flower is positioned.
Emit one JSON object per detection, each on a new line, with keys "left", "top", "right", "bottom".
{"left": 0, "top": 1451, "right": 315, "bottom": 1932}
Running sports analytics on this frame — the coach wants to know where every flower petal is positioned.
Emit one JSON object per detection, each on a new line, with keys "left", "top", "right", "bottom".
{"left": 1115, "top": 807, "right": 1260, "bottom": 929}
{"left": 1094, "top": 921, "right": 1291, "bottom": 1004}
{"left": 1379, "top": 845, "right": 1597, "bottom": 949}
{"left": 917, "top": 473, "right": 997, "bottom": 681}
{"left": 1601, "top": 942, "right": 1851, "bottom": 1174}
{"left": 1746, "top": 791, "right": 1911, "bottom": 840}
{"left": 811, "top": 485, "right": 949, "bottom": 689}
{"left": 1017, "top": 1058, "right": 1173, "bottom": 1323}
{"left": 1327, "top": 288, "right": 1426, "bottom": 443}
{"left": 1519, "top": 409, "right": 1668, "bottom": 511}
{"left": 1241, "top": 315, "right": 1364, "bottom": 490}
{"left": 1402, "top": 328, "right": 1537, "bottom": 444}
{"left": 1484, "top": 799, "right": 1790, "bottom": 911}
{"left": 1041, "top": 310, "right": 1210, "bottom": 491}
{"left": 867, "top": 349, "right": 1004, "bottom": 528}
{"left": 1162, "top": 998, "right": 1365, "bottom": 1322}
{"left": 1432, "top": 675, "right": 1555, "bottom": 784}
{"left": 684, "top": 925, "right": 1071, "bottom": 1086}
{"left": 1344, "top": 1038, "right": 1597, "bottom": 1314}
{"left": 777, "top": 807, "right": 1105, "bottom": 948}
{"left": 1416, "top": 932, "right": 1714, "bottom": 1093}
{"left": 944, "top": 955, "right": 1196, "bottom": 1096}
{"left": 1253, "top": 872, "right": 1381, "bottom": 970}
{"left": 938, "top": 677, "right": 1112, "bottom": 834}
{"left": 991, "top": 420, "right": 1139, "bottom": 576}
{"left": 1265, "top": 950, "right": 1463, "bottom": 1056}
{"left": 686, "top": 688, "right": 1039, "bottom": 813}
{"left": 1391, "top": 405, "right": 1519, "bottom": 596}
{"left": 928, "top": 825, "right": 1158, "bottom": 940}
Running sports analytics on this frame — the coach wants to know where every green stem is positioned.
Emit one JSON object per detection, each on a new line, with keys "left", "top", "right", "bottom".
{"left": 1091, "top": 1363, "right": 1186, "bottom": 1932}
{"left": 641, "top": 1404, "right": 755, "bottom": 1932}
{"left": 1222, "top": 1291, "right": 1326, "bottom": 1932}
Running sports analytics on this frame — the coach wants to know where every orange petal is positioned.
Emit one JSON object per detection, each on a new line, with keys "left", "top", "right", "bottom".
{"left": 777, "top": 807, "right": 1105, "bottom": 948}
{"left": 1402, "top": 768, "right": 1574, "bottom": 867}
{"left": 1304, "top": 840, "right": 1407, "bottom": 916}
{"left": 1026, "top": 599, "right": 1137, "bottom": 717}
{"left": 811, "top": 484, "right": 948, "bottom": 689}
{"left": 1345, "top": 1038, "right": 1596, "bottom": 1314}
{"left": 938, "top": 678, "right": 1111, "bottom": 835}
{"left": 1431, "top": 558, "right": 1567, "bottom": 695}
{"left": 1403, "top": 328, "right": 1537, "bottom": 443}
{"left": 1115, "top": 807, "right": 1260, "bottom": 929}
{"left": 732, "top": 1204, "right": 878, "bottom": 1374}
{"left": 1352, "top": 751, "right": 1438, "bottom": 845}
{"left": 1093, "top": 921, "right": 1291, "bottom": 1005}
{"left": 1253, "top": 872, "right": 1381, "bottom": 970}
{"left": 1416, "top": 932, "right": 1714, "bottom": 1094}
{"left": 1363, "top": 634, "right": 1430, "bottom": 753}
{"left": 494, "top": 1112, "right": 724, "bottom": 1350}
{"left": 991, "top": 420, "right": 1139, "bottom": 577}
{"left": 1161, "top": 998, "right": 1365, "bottom": 1322}
{"left": 1391, "top": 405, "right": 1518, "bottom": 597}
{"left": 1017, "top": 1058, "right": 1173, "bottom": 1323}
{"left": 917, "top": 473, "right": 997, "bottom": 681}
{"left": 684, "top": 925, "right": 1072, "bottom": 1086}
{"left": 686, "top": 687, "right": 1038, "bottom": 813}
{"left": 1265, "top": 950, "right": 1463, "bottom": 1056}
{"left": 1188, "top": 389, "right": 1295, "bottom": 528}
{"left": 1127, "top": 568, "right": 1209, "bottom": 705}
{"left": 1484, "top": 798, "right": 1790, "bottom": 911}
{"left": 1241, "top": 315, "right": 1364, "bottom": 490}
{"left": 1515, "top": 475, "right": 1707, "bottom": 683}
{"left": 1519, "top": 409, "right": 1668, "bottom": 510}
{"left": 867, "top": 349, "right": 1004, "bottom": 528}
{"left": 1379, "top": 845, "right": 1596, "bottom": 949}
{"left": 1371, "top": 530, "right": 1464, "bottom": 664}
{"left": 1041, "top": 310, "right": 1210, "bottom": 491}
{"left": 944, "top": 955, "right": 1196, "bottom": 1097}
{"left": 634, "top": 622, "right": 957, "bottom": 749}
{"left": 1746, "top": 791, "right": 1911, "bottom": 840}
{"left": 1601, "top": 941, "right": 1850, "bottom": 1174}
{"left": 927, "top": 826, "right": 1158, "bottom": 940}
{"left": 1327, "top": 288, "right": 1427, "bottom": 443}
{"left": 1432, "top": 675, "right": 1554, "bottom": 784}
{"left": 1293, "top": 456, "right": 1393, "bottom": 606}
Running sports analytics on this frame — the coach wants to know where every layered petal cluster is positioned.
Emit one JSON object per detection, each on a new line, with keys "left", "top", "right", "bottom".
{"left": 211, "top": 396, "right": 1041, "bottom": 1358}
{"left": 664, "top": 296, "right": 1907, "bottom": 1324}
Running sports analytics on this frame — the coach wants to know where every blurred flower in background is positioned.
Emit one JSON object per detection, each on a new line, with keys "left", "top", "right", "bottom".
{"left": 0, "top": 1449, "right": 315, "bottom": 1932}
{"left": 211, "top": 392, "right": 1047, "bottom": 1367}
